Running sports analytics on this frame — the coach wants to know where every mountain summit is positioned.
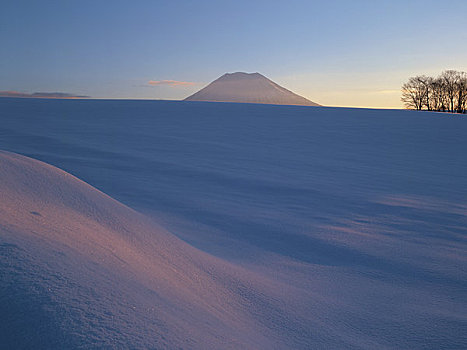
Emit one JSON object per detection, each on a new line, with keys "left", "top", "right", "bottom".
{"left": 184, "top": 72, "right": 320, "bottom": 106}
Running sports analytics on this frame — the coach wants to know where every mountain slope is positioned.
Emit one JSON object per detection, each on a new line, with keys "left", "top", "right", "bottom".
{"left": 184, "top": 72, "right": 320, "bottom": 106}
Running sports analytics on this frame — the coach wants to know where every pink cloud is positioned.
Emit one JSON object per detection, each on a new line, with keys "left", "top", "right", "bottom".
{"left": 148, "top": 80, "right": 195, "bottom": 87}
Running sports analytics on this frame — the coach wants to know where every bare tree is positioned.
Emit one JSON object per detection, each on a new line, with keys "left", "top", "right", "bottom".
{"left": 419, "top": 75, "right": 433, "bottom": 111}
{"left": 455, "top": 72, "right": 467, "bottom": 113}
{"left": 440, "top": 70, "right": 459, "bottom": 112}
{"left": 402, "top": 70, "right": 467, "bottom": 114}
{"left": 401, "top": 76, "right": 428, "bottom": 110}
{"left": 429, "top": 78, "right": 443, "bottom": 111}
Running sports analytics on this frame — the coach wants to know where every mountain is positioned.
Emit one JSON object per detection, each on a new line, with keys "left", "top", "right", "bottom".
{"left": 184, "top": 72, "right": 320, "bottom": 106}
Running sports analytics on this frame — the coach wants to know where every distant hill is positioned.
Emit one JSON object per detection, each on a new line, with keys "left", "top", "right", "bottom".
{"left": 184, "top": 72, "right": 320, "bottom": 106}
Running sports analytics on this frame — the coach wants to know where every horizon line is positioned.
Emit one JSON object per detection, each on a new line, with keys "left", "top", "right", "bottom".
{"left": 0, "top": 96, "right": 405, "bottom": 110}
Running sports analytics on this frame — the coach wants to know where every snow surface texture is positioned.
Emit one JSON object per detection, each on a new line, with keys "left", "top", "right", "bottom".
{"left": 0, "top": 150, "right": 298, "bottom": 349}
{"left": 185, "top": 72, "right": 320, "bottom": 106}
{"left": 0, "top": 98, "right": 466, "bottom": 349}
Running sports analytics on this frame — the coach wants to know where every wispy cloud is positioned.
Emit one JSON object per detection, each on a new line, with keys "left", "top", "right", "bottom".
{"left": 0, "top": 91, "right": 89, "bottom": 98}
{"left": 148, "top": 80, "right": 196, "bottom": 87}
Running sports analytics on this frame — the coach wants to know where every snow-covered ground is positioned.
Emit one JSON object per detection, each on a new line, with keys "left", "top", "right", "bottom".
{"left": 1, "top": 98, "right": 466, "bottom": 349}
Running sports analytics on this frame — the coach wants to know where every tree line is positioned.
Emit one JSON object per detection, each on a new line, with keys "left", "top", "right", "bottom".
{"left": 401, "top": 70, "right": 467, "bottom": 113}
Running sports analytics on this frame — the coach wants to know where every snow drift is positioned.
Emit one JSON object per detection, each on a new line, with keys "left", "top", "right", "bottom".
{"left": 0, "top": 151, "right": 308, "bottom": 349}
{"left": 184, "top": 72, "right": 320, "bottom": 106}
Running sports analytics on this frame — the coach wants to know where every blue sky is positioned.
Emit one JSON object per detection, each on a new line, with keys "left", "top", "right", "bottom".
{"left": 1, "top": 0, "right": 467, "bottom": 108}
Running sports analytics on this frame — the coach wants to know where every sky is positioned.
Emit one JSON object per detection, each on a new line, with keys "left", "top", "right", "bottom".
{"left": 1, "top": 0, "right": 467, "bottom": 108}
